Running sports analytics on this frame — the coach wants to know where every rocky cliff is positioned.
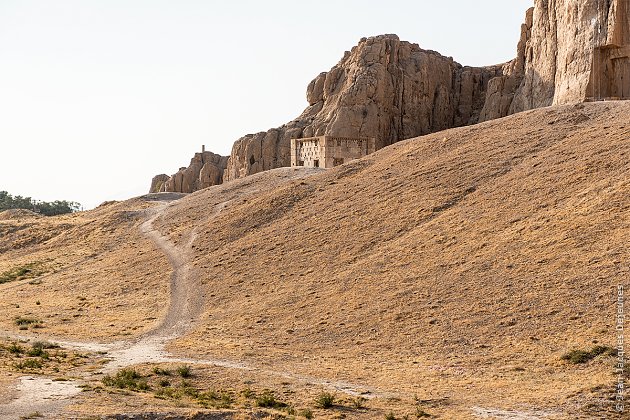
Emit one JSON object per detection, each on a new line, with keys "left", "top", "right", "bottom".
{"left": 482, "top": 0, "right": 629, "bottom": 120}
{"left": 224, "top": 35, "right": 502, "bottom": 181}
{"left": 152, "top": 0, "right": 629, "bottom": 191}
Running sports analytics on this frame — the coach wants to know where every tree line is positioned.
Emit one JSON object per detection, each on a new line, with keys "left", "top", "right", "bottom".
{"left": 0, "top": 191, "right": 81, "bottom": 216}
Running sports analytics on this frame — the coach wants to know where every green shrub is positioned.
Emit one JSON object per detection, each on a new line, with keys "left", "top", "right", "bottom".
{"left": 241, "top": 387, "right": 255, "bottom": 399}
{"left": 315, "top": 391, "right": 335, "bottom": 409}
{"left": 14, "top": 359, "right": 43, "bottom": 371}
{"left": 102, "top": 369, "right": 150, "bottom": 391}
{"left": 152, "top": 366, "right": 171, "bottom": 376}
{"left": 14, "top": 317, "right": 42, "bottom": 328}
{"left": 0, "top": 263, "right": 45, "bottom": 284}
{"left": 7, "top": 342, "right": 24, "bottom": 354}
{"left": 26, "top": 346, "right": 49, "bottom": 358}
{"left": 19, "top": 412, "right": 43, "bottom": 419}
{"left": 199, "top": 389, "right": 219, "bottom": 401}
{"left": 180, "top": 381, "right": 199, "bottom": 398}
{"left": 176, "top": 365, "right": 192, "bottom": 378}
{"left": 256, "top": 390, "right": 286, "bottom": 408}
{"left": 561, "top": 345, "right": 616, "bottom": 364}
{"left": 385, "top": 412, "right": 397, "bottom": 420}
{"left": 216, "top": 391, "right": 234, "bottom": 409}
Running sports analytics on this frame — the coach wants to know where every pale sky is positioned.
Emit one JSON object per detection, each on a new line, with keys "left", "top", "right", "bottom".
{"left": 0, "top": 0, "right": 533, "bottom": 209}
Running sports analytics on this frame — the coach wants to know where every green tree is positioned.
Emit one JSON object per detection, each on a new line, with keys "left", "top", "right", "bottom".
{"left": 0, "top": 191, "right": 81, "bottom": 215}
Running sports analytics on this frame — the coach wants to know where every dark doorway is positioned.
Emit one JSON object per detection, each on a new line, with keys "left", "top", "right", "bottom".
{"left": 313, "top": 159, "right": 319, "bottom": 168}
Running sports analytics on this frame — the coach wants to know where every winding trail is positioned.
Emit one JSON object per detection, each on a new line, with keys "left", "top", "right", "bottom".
{"left": 0, "top": 194, "right": 391, "bottom": 419}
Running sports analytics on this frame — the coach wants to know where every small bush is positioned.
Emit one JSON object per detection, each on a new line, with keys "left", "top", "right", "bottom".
{"left": 158, "top": 379, "right": 170, "bottom": 387}
{"left": 216, "top": 391, "right": 234, "bottom": 409}
{"left": 8, "top": 342, "right": 24, "bottom": 354}
{"left": 561, "top": 345, "right": 616, "bottom": 364}
{"left": 32, "top": 341, "right": 58, "bottom": 349}
{"left": 385, "top": 412, "right": 397, "bottom": 420}
{"left": 241, "top": 387, "right": 255, "bottom": 399}
{"left": 154, "top": 387, "right": 178, "bottom": 399}
{"left": 14, "top": 359, "right": 43, "bottom": 371}
{"left": 102, "top": 369, "right": 150, "bottom": 391}
{"left": 200, "top": 389, "right": 219, "bottom": 400}
{"left": 14, "top": 317, "right": 42, "bottom": 330}
{"left": 300, "top": 409, "right": 313, "bottom": 419}
{"left": 0, "top": 262, "right": 45, "bottom": 284}
{"left": 26, "top": 346, "right": 49, "bottom": 358}
{"left": 176, "top": 365, "right": 192, "bottom": 378}
{"left": 152, "top": 366, "right": 171, "bottom": 376}
{"left": 352, "top": 396, "right": 366, "bottom": 409}
{"left": 315, "top": 391, "right": 335, "bottom": 409}
{"left": 180, "top": 381, "right": 199, "bottom": 398}
{"left": 256, "top": 390, "right": 286, "bottom": 408}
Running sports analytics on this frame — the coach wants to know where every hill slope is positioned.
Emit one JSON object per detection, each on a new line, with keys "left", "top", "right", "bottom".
{"left": 157, "top": 101, "right": 630, "bottom": 417}
{"left": 0, "top": 102, "right": 628, "bottom": 418}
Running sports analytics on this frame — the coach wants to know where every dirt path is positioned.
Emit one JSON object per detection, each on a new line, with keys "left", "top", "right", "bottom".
{"left": 138, "top": 201, "right": 204, "bottom": 341}
{"left": 0, "top": 194, "right": 391, "bottom": 419}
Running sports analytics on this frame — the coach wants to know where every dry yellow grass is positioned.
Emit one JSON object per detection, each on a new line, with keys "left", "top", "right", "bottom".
{"left": 0, "top": 199, "right": 171, "bottom": 340}
{"left": 0, "top": 102, "right": 628, "bottom": 418}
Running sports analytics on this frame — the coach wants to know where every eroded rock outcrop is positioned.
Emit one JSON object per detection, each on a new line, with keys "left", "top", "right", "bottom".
{"left": 149, "top": 174, "right": 170, "bottom": 194}
{"left": 224, "top": 35, "right": 502, "bottom": 181}
{"left": 152, "top": 150, "right": 228, "bottom": 194}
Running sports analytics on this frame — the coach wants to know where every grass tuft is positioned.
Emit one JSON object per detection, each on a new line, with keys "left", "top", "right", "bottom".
{"left": 14, "top": 317, "right": 43, "bottom": 330}
{"left": 0, "top": 262, "right": 45, "bottom": 284}
{"left": 561, "top": 345, "right": 616, "bottom": 364}
{"left": 14, "top": 359, "right": 43, "bottom": 371}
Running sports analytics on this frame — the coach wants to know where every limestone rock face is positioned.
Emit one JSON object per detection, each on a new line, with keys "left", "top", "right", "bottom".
{"left": 151, "top": 151, "right": 229, "bottom": 194}
{"left": 481, "top": 0, "right": 629, "bottom": 120}
{"left": 224, "top": 35, "right": 501, "bottom": 181}
{"left": 149, "top": 174, "right": 170, "bottom": 194}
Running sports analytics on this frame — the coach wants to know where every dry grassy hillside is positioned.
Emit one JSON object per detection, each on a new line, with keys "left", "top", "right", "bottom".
{"left": 0, "top": 198, "right": 173, "bottom": 340}
{"left": 0, "top": 102, "right": 628, "bottom": 419}
{"left": 156, "top": 102, "right": 629, "bottom": 418}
